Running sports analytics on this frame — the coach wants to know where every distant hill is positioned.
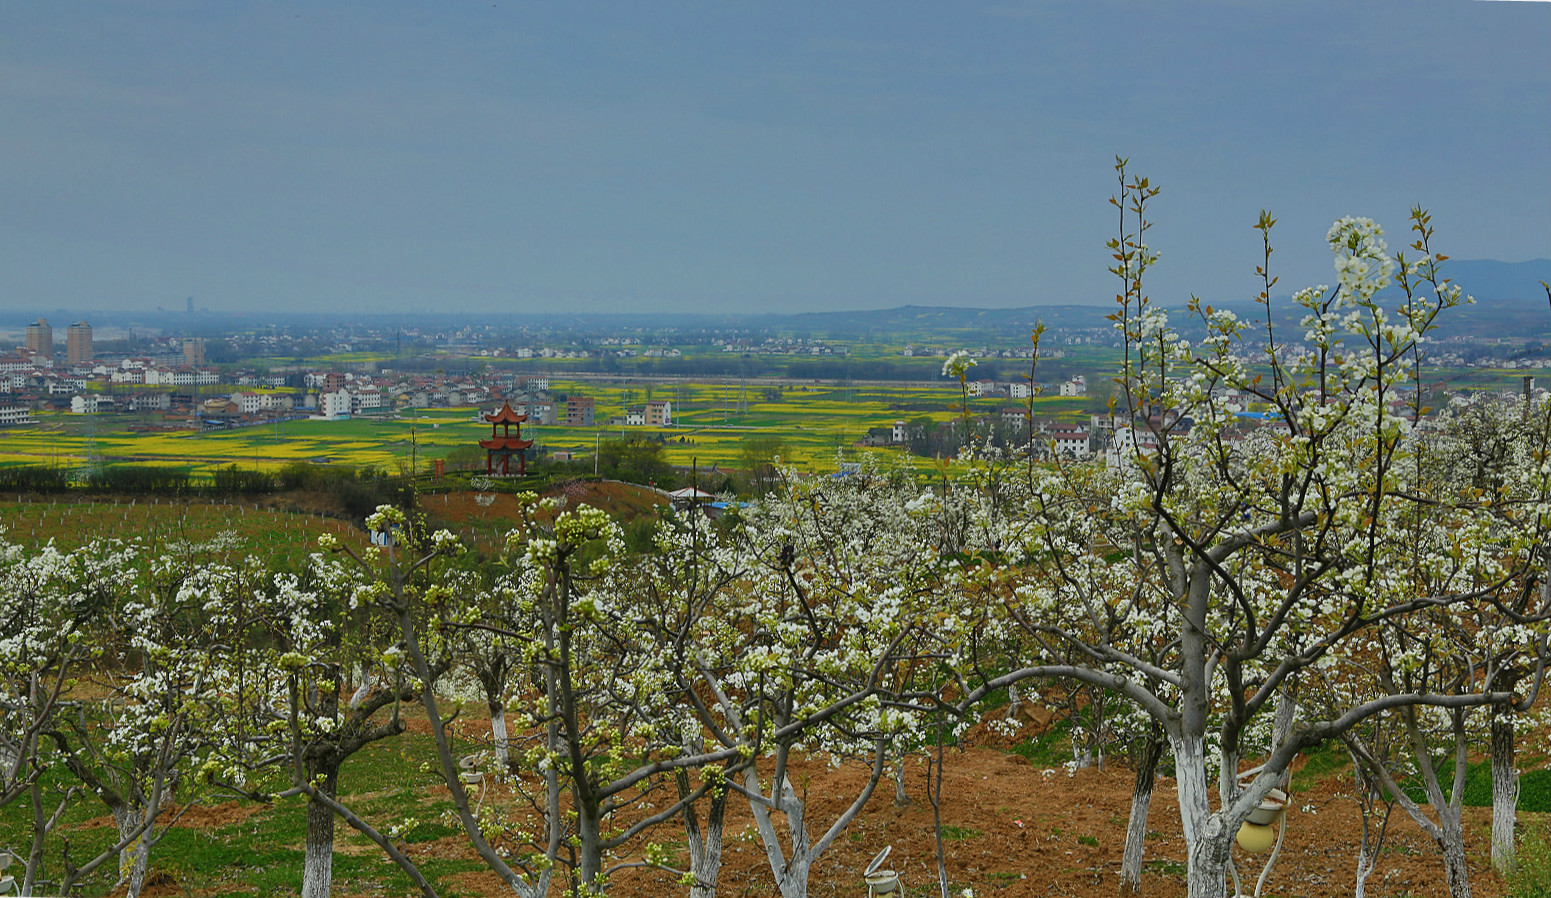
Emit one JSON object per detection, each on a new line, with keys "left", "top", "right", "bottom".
{"left": 768, "top": 303, "right": 1110, "bottom": 342}
{"left": 770, "top": 259, "right": 1551, "bottom": 342}
{"left": 754, "top": 259, "right": 1551, "bottom": 341}
{"left": 62, "top": 259, "right": 1550, "bottom": 342}
{"left": 1413, "top": 259, "right": 1551, "bottom": 337}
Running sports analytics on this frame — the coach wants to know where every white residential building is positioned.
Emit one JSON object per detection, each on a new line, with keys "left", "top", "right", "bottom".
{"left": 1106, "top": 423, "right": 1161, "bottom": 469}
{"left": 70, "top": 394, "right": 115, "bottom": 414}
{"left": 352, "top": 388, "right": 384, "bottom": 413}
{"left": 1046, "top": 424, "right": 1092, "bottom": 459}
{"left": 233, "top": 391, "right": 266, "bottom": 415}
{"left": 127, "top": 392, "right": 172, "bottom": 412}
{"left": 318, "top": 389, "right": 352, "bottom": 419}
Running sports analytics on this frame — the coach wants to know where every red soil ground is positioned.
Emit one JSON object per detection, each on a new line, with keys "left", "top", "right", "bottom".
{"left": 400, "top": 712, "right": 1519, "bottom": 898}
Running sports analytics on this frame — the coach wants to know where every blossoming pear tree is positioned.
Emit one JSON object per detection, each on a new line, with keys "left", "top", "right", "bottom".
{"left": 621, "top": 506, "right": 758, "bottom": 898}
{"left": 965, "top": 160, "right": 1547, "bottom": 898}
{"left": 213, "top": 513, "right": 455, "bottom": 898}
{"left": 673, "top": 464, "right": 964, "bottom": 898}
{"left": 0, "top": 533, "right": 161, "bottom": 896}
{"left": 41, "top": 546, "right": 229, "bottom": 898}
{"left": 1324, "top": 392, "right": 1551, "bottom": 898}
{"left": 1422, "top": 387, "right": 1551, "bottom": 876}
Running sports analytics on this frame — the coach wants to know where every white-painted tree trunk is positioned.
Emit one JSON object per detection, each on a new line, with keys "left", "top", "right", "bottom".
{"left": 746, "top": 765, "right": 813, "bottom": 898}
{"left": 114, "top": 807, "right": 152, "bottom": 898}
{"left": 743, "top": 745, "right": 884, "bottom": 898}
{"left": 490, "top": 706, "right": 511, "bottom": 773}
{"left": 301, "top": 764, "right": 339, "bottom": 898}
{"left": 1491, "top": 712, "right": 1518, "bottom": 876}
{"left": 1171, "top": 735, "right": 1232, "bottom": 898}
{"left": 1348, "top": 751, "right": 1391, "bottom": 898}
{"left": 1354, "top": 843, "right": 1376, "bottom": 898}
{"left": 1119, "top": 746, "right": 1159, "bottom": 892}
{"left": 686, "top": 802, "right": 725, "bottom": 898}
{"left": 1122, "top": 787, "right": 1160, "bottom": 893}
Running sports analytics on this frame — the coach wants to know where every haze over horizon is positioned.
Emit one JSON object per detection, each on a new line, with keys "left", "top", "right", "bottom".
{"left": 2, "top": 2, "right": 1546, "bottom": 318}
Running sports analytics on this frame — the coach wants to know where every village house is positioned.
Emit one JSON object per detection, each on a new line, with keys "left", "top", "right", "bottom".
{"left": 0, "top": 405, "right": 34, "bottom": 426}
{"left": 1045, "top": 422, "right": 1092, "bottom": 459}
{"left": 565, "top": 396, "right": 595, "bottom": 427}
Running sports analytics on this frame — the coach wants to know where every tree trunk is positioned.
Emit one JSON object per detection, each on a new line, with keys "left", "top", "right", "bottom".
{"left": 1438, "top": 826, "right": 1473, "bottom": 898}
{"left": 25, "top": 775, "right": 48, "bottom": 896}
{"left": 490, "top": 704, "right": 511, "bottom": 774}
{"left": 1491, "top": 710, "right": 1518, "bottom": 875}
{"left": 1171, "top": 734, "right": 1232, "bottom": 898}
{"left": 746, "top": 764, "right": 812, "bottom": 898}
{"left": 302, "top": 665, "right": 343, "bottom": 898}
{"left": 302, "top": 759, "right": 341, "bottom": 898}
{"left": 683, "top": 780, "right": 727, "bottom": 898}
{"left": 1120, "top": 729, "right": 1164, "bottom": 892}
{"left": 577, "top": 790, "right": 605, "bottom": 888}
{"left": 1184, "top": 831, "right": 1234, "bottom": 898}
{"left": 1354, "top": 844, "right": 1374, "bottom": 898}
{"left": 113, "top": 805, "right": 152, "bottom": 898}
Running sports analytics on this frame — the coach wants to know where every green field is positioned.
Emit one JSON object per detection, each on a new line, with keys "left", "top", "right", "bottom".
{"left": 1, "top": 499, "right": 360, "bottom": 569}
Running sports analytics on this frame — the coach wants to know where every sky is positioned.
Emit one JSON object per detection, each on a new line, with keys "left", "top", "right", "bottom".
{"left": 1, "top": 1, "right": 1547, "bottom": 317}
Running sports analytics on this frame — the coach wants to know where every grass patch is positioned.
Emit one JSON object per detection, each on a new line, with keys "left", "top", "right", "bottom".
{"left": 1508, "top": 822, "right": 1551, "bottom": 897}
{"left": 1401, "top": 761, "right": 1551, "bottom": 812}
{"left": 1007, "top": 721, "right": 1070, "bottom": 767}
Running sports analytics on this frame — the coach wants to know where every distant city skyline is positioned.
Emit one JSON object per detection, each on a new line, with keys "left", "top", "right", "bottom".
{"left": 1, "top": 2, "right": 1546, "bottom": 317}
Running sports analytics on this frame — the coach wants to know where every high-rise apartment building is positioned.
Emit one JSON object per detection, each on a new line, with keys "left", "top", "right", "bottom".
{"left": 66, "top": 321, "right": 93, "bottom": 366}
{"left": 183, "top": 337, "right": 206, "bottom": 366}
{"left": 25, "top": 318, "right": 52, "bottom": 357}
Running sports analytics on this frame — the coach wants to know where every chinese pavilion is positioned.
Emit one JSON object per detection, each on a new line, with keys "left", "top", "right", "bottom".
{"left": 479, "top": 401, "right": 534, "bottom": 476}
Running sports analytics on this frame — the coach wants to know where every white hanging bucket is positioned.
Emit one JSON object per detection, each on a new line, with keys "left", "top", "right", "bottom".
{"left": 864, "top": 845, "right": 900, "bottom": 896}
{"left": 1246, "top": 788, "right": 1288, "bottom": 826}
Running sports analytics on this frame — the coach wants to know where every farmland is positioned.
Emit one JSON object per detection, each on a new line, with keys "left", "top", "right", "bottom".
{"left": 0, "top": 378, "right": 1101, "bottom": 479}
{"left": 0, "top": 498, "right": 360, "bottom": 570}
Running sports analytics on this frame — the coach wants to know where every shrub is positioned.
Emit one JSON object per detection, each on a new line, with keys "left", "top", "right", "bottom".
{"left": 210, "top": 464, "right": 278, "bottom": 495}
{"left": 85, "top": 465, "right": 191, "bottom": 495}
{"left": 0, "top": 465, "right": 70, "bottom": 493}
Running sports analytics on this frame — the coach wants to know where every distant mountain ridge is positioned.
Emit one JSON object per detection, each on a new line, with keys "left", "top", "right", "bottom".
{"left": 1405, "top": 259, "right": 1551, "bottom": 337}
{"left": 1428, "top": 259, "right": 1551, "bottom": 301}
{"left": 48, "top": 259, "right": 1551, "bottom": 342}
{"left": 765, "top": 259, "right": 1551, "bottom": 341}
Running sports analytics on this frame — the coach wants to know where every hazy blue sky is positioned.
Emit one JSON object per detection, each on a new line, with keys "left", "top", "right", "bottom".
{"left": 2, "top": 1, "right": 1546, "bottom": 316}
